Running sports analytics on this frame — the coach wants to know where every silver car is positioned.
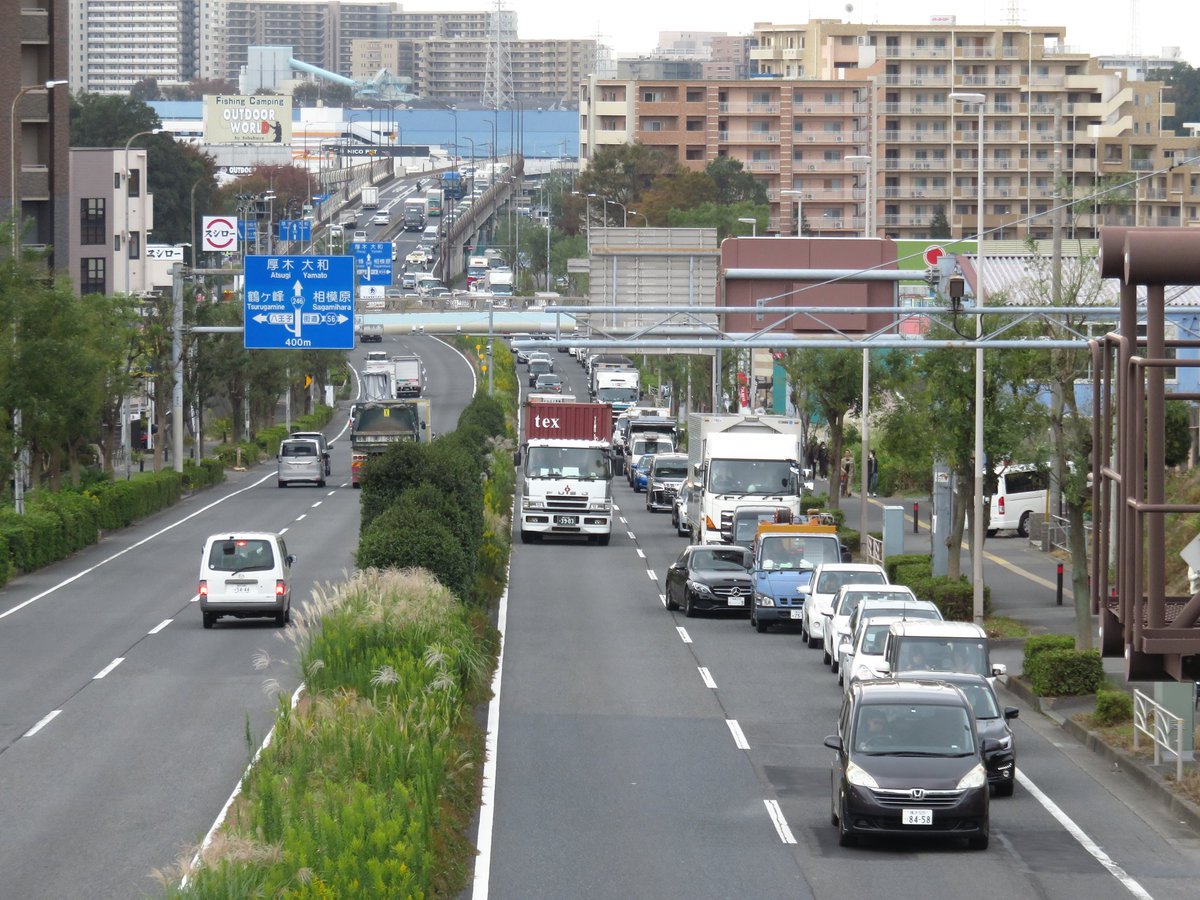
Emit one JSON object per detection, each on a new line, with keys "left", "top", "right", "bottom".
{"left": 277, "top": 438, "right": 326, "bottom": 488}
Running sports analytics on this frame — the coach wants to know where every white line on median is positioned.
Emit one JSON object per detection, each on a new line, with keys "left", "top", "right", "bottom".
{"left": 636, "top": 548, "right": 645, "bottom": 559}
{"left": 93, "top": 658, "right": 125, "bottom": 680}
{"left": 763, "top": 799, "right": 797, "bottom": 844}
{"left": 23, "top": 710, "right": 61, "bottom": 738}
{"left": 1016, "top": 770, "right": 1154, "bottom": 900}
{"left": 646, "top": 569, "right": 657, "bottom": 581}
{"left": 627, "top": 531, "right": 636, "bottom": 540}
{"left": 148, "top": 619, "right": 172, "bottom": 634}
{"left": 698, "top": 667, "right": 717, "bottom": 689}
{"left": 311, "top": 501, "right": 322, "bottom": 508}
{"left": 295, "top": 515, "right": 306, "bottom": 522}
{"left": 659, "top": 593, "right": 666, "bottom": 607}
{"left": 676, "top": 626, "right": 692, "bottom": 644}
{"left": 726, "top": 719, "right": 750, "bottom": 750}
{"left": 619, "top": 517, "right": 627, "bottom": 524}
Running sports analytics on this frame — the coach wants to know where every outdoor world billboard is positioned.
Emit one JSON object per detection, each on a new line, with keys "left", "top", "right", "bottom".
{"left": 203, "top": 95, "right": 293, "bottom": 145}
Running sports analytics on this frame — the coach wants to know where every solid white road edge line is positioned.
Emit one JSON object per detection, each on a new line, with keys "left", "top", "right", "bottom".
{"left": 180, "top": 682, "right": 305, "bottom": 889}
{"left": 23, "top": 710, "right": 61, "bottom": 738}
{"left": 0, "top": 471, "right": 275, "bottom": 622}
{"left": 726, "top": 719, "right": 750, "bottom": 750}
{"left": 698, "top": 667, "right": 718, "bottom": 689}
{"left": 676, "top": 626, "right": 692, "bottom": 644}
{"left": 93, "top": 657, "right": 125, "bottom": 680}
{"left": 763, "top": 799, "right": 797, "bottom": 844}
{"left": 148, "top": 619, "right": 172, "bottom": 635}
{"left": 1015, "top": 770, "right": 1154, "bottom": 900}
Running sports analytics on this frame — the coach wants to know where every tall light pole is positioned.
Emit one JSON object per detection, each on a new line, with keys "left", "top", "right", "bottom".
{"left": 572, "top": 191, "right": 594, "bottom": 251}
{"left": 627, "top": 209, "right": 649, "bottom": 226}
{"left": 123, "top": 128, "right": 163, "bottom": 296}
{"left": 781, "top": 188, "right": 804, "bottom": 235}
{"left": 844, "top": 154, "right": 874, "bottom": 541}
{"left": 845, "top": 154, "right": 873, "bottom": 238}
{"left": 950, "top": 90, "right": 987, "bottom": 626}
{"left": 10, "top": 79, "right": 68, "bottom": 261}
{"left": 737, "top": 216, "right": 757, "bottom": 237}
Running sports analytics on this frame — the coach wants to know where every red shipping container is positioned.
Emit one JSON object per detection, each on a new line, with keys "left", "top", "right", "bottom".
{"left": 523, "top": 402, "right": 612, "bottom": 442}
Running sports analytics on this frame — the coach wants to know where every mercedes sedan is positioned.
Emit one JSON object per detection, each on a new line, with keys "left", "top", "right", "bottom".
{"left": 664, "top": 545, "right": 754, "bottom": 618}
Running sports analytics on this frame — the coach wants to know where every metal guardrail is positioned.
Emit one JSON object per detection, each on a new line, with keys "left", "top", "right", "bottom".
{"left": 1043, "top": 513, "right": 1092, "bottom": 555}
{"left": 864, "top": 533, "right": 883, "bottom": 565}
{"left": 1133, "top": 689, "right": 1186, "bottom": 781}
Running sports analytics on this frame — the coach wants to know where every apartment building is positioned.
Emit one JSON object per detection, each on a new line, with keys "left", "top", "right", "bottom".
{"left": 415, "top": 38, "right": 595, "bottom": 106}
{"left": 69, "top": 0, "right": 198, "bottom": 94}
{"left": 3, "top": 0, "right": 71, "bottom": 264}
{"left": 68, "top": 148, "right": 155, "bottom": 296}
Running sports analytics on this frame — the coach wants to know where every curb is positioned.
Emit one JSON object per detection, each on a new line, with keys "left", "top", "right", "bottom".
{"left": 1002, "top": 676, "right": 1200, "bottom": 834}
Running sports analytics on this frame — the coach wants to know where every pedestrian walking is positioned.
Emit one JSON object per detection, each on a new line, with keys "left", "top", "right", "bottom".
{"left": 817, "top": 442, "right": 828, "bottom": 479}
{"left": 867, "top": 450, "right": 879, "bottom": 497}
{"left": 806, "top": 443, "right": 818, "bottom": 476}
{"left": 840, "top": 450, "right": 855, "bottom": 498}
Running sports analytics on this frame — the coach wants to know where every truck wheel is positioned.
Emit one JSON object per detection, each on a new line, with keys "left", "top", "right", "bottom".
{"left": 520, "top": 530, "right": 533, "bottom": 544}
{"left": 1018, "top": 511, "right": 1032, "bottom": 538}
{"left": 598, "top": 533, "right": 611, "bottom": 546}
{"left": 754, "top": 613, "right": 769, "bottom": 633}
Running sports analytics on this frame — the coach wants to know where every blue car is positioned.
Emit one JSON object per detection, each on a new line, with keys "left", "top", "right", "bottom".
{"left": 630, "top": 453, "right": 654, "bottom": 492}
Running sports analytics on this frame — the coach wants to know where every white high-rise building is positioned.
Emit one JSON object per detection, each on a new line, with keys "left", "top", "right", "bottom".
{"left": 69, "top": 0, "right": 199, "bottom": 94}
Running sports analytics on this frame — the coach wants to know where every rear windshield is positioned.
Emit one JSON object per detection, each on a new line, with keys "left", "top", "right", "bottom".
{"left": 207, "top": 539, "right": 275, "bottom": 572}
{"left": 895, "top": 637, "right": 990, "bottom": 676}
{"left": 816, "top": 570, "right": 886, "bottom": 594}
{"left": 281, "top": 442, "right": 317, "bottom": 457}
{"left": 653, "top": 464, "right": 688, "bottom": 479}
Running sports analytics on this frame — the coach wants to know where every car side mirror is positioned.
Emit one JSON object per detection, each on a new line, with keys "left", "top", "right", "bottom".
{"left": 286, "top": 554, "right": 296, "bottom": 565}
{"left": 876, "top": 661, "right": 891, "bottom": 675}
{"left": 823, "top": 735, "right": 843, "bottom": 752}
{"left": 980, "top": 739, "right": 1003, "bottom": 754}
{"left": 1003, "top": 707, "right": 1019, "bottom": 720}
{"left": 991, "top": 663, "right": 1008, "bottom": 677}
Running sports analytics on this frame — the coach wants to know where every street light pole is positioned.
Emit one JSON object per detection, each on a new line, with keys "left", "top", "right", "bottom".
{"left": 781, "top": 189, "right": 803, "bottom": 236}
{"left": 627, "top": 210, "right": 649, "bottom": 226}
{"left": 950, "top": 90, "right": 987, "bottom": 626}
{"left": 737, "top": 216, "right": 757, "bottom": 237}
{"left": 10, "top": 79, "right": 68, "bottom": 260}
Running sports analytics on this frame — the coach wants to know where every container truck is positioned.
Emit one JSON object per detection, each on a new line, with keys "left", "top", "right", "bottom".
{"left": 687, "top": 413, "right": 805, "bottom": 544}
{"left": 361, "top": 186, "right": 379, "bottom": 209}
{"left": 350, "top": 399, "right": 430, "bottom": 488}
{"left": 516, "top": 401, "right": 613, "bottom": 545}
{"left": 442, "top": 171, "right": 463, "bottom": 200}
{"left": 391, "top": 354, "right": 423, "bottom": 397}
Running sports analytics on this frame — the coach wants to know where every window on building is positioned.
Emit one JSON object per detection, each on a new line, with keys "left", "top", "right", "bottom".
{"left": 686, "top": 147, "right": 705, "bottom": 160}
{"left": 686, "top": 89, "right": 704, "bottom": 102}
{"left": 81, "top": 258, "right": 106, "bottom": 295}
{"left": 80, "top": 198, "right": 106, "bottom": 246}
{"left": 128, "top": 169, "right": 141, "bottom": 198}
{"left": 128, "top": 231, "right": 140, "bottom": 260}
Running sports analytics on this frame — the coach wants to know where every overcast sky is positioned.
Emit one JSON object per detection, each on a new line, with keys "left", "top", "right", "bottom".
{"left": 407, "top": 0, "right": 1197, "bottom": 67}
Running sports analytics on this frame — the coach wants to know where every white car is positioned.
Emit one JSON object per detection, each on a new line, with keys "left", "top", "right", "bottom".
{"left": 822, "top": 584, "right": 919, "bottom": 672}
{"left": 198, "top": 532, "right": 295, "bottom": 629}
{"left": 837, "top": 597, "right": 943, "bottom": 684}
{"left": 842, "top": 616, "right": 905, "bottom": 696}
{"left": 802, "top": 562, "right": 888, "bottom": 652}
{"left": 371, "top": 211, "right": 390, "bottom": 226}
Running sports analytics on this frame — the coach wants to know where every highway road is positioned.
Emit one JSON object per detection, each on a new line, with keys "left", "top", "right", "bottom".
{"left": 479, "top": 353, "right": 1200, "bottom": 899}
{"left": 0, "top": 334, "right": 474, "bottom": 898}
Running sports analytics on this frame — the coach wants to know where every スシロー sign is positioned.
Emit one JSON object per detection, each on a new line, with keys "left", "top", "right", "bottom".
{"left": 201, "top": 215, "right": 238, "bottom": 253}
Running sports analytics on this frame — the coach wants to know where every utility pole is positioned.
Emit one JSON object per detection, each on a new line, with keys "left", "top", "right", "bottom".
{"left": 171, "top": 263, "right": 184, "bottom": 473}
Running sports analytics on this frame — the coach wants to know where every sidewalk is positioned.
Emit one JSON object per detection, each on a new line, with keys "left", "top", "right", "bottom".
{"left": 824, "top": 477, "right": 1200, "bottom": 832}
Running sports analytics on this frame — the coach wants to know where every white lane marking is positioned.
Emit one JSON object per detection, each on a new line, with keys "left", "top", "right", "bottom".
{"left": 619, "top": 517, "right": 627, "bottom": 524}
{"left": 0, "top": 472, "right": 275, "bottom": 622}
{"left": 189, "top": 593, "right": 200, "bottom": 603}
{"left": 280, "top": 527, "right": 289, "bottom": 534}
{"left": 636, "top": 548, "right": 645, "bottom": 559}
{"left": 327, "top": 490, "right": 336, "bottom": 496}
{"left": 646, "top": 569, "right": 657, "bottom": 581}
{"left": 613, "top": 504, "right": 620, "bottom": 511}
{"left": 148, "top": 619, "right": 172, "bottom": 635}
{"left": 93, "top": 658, "right": 125, "bottom": 680}
{"left": 181, "top": 683, "right": 305, "bottom": 889}
{"left": 698, "top": 667, "right": 718, "bottom": 689}
{"left": 627, "top": 531, "right": 636, "bottom": 540}
{"left": 1016, "top": 770, "right": 1154, "bottom": 900}
{"left": 676, "top": 626, "right": 692, "bottom": 644}
{"left": 726, "top": 719, "right": 750, "bottom": 750}
{"left": 658, "top": 593, "right": 667, "bottom": 607}
{"left": 471, "top": 520, "right": 514, "bottom": 900}
{"left": 311, "top": 501, "right": 322, "bottom": 508}
{"left": 23, "top": 710, "right": 61, "bottom": 738}
{"left": 295, "top": 515, "right": 307, "bottom": 522}
{"left": 764, "top": 799, "right": 797, "bottom": 844}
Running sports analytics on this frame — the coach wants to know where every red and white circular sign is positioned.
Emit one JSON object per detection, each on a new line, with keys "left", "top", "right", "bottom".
{"left": 201, "top": 215, "right": 238, "bottom": 252}
{"left": 923, "top": 245, "right": 945, "bottom": 267}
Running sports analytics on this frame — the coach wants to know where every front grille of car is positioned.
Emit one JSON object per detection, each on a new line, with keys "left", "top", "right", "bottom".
{"left": 710, "top": 582, "right": 751, "bottom": 599}
{"left": 545, "top": 495, "right": 589, "bottom": 511}
{"left": 871, "top": 788, "right": 963, "bottom": 809}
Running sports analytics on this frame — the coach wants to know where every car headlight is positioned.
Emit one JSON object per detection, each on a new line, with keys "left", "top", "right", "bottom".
{"left": 687, "top": 580, "right": 714, "bottom": 596}
{"left": 755, "top": 593, "right": 775, "bottom": 607}
{"left": 994, "top": 735, "right": 1013, "bottom": 751}
{"left": 854, "top": 665, "right": 875, "bottom": 681}
{"left": 956, "top": 764, "right": 987, "bottom": 790}
{"left": 521, "top": 497, "right": 532, "bottom": 509}
{"left": 846, "top": 761, "right": 879, "bottom": 789}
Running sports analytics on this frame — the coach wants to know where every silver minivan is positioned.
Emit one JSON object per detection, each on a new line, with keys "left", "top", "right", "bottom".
{"left": 277, "top": 438, "right": 326, "bottom": 488}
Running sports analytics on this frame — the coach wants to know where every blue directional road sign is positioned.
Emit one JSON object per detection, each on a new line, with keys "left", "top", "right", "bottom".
{"left": 277, "top": 219, "right": 313, "bottom": 242}
{"left": 238, "top": 219, "right": 257, "bottom": 241}
{"left": 351, "top": 241, "right": 394, "bottom": 286}
{"left": 244, "top": 255, "right": 355, "bottom": 350}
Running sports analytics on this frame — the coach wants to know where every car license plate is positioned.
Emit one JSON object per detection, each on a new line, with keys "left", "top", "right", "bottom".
{"left": 902, "top": 809, "right": 933, "bottom": 826}
{"left": 727, "top": 595, "right": 744, "bottom": 607}
{"left": 789, "top": 609, "right": 805, "bottom": 620}
{"left": 554, "top": 515, "right": 578, "bottom": 526}
{"left": 230, "top": 584, "right": 252, "bottom": 594}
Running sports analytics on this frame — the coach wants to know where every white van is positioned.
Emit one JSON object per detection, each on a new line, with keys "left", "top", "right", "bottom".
{"left": 198, "top": 532, "right": 295, "bottom": 628}
{"left": 988, "top": 463, "right": 1049, "bottom": 537}
{"left": 423, "top": 224, "right": 440, "bottom": 242}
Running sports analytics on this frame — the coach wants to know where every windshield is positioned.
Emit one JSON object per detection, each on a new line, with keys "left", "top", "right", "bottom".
{"left": 525, "top": 446, "right": 609, "bottom": 479}
{"left": 956, "top": 682, "right": 1001, "bottom": 718}
{"left": 690, "top": 548, "right": 751, "bottom": 571}
{"left": 632, "top": 438, "right": 674, "bottom": 456}
{"left": 652, "top": 464, "right": 688, "bottom": 479}
{"left": 708, "top": 459, "right": 797, "bottom": 495}
{"left": 854, "top": 703, "right": 974, "bottom": 755}
{"left": 815, "top": 570, "right": 886, "bottom": 595}
{"left": 859, "top": 623, "right": 893, "bottom": 655}
{"left": 896, "top": 638, "right": 989, "bottom": 676}
{"left": 597, "top": 387, "right": 639, "bottom": 403}
{"left": 758, "top": 536, "right": 839, "bottom": 570}
{"left": 529, "top": 361, "right": 552, "bottom": 374}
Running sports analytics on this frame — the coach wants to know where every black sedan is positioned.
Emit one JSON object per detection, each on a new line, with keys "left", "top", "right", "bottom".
{"left": 900, "top": 671, "right": 1018, "bottom": 797}
{"left": 664, "top": 545, "right": 753, "bottom": 618}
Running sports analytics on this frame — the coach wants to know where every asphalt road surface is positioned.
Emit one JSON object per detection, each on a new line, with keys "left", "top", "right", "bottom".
{"left": 478, "top": 352, "right": 1200, "bottom": 900}
{"left": 0, "top": 334, "right": 474, "bottom": 898}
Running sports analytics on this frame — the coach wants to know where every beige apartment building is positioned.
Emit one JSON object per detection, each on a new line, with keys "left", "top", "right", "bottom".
{"left": 581, "top": 19, "right": 1200, "bottom": 239}
{"left": 415, "top": 38, "right": 595, "bottom": 105}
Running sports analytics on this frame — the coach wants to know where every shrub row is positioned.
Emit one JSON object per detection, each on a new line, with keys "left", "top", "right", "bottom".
{"left": 883, "top": 553, "right": 992, "bottom": 621}
{"left": 1025, "top": 647, "right": 1106, "bottom": 696}
{"left": 254, "top": 405, "right": 337, "bottom": 459}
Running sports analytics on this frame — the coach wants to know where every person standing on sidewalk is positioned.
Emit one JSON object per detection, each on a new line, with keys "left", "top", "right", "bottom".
{"left": 867, "top": 450, "right": 879, "bottom": 497}
{"left": 841, "top": 450, "right": 855, "bottom": 498}
{"left": 818, "top": 442, "right": 828, "bottom": 480}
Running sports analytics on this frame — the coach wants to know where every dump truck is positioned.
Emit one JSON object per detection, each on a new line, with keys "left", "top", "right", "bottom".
{"left": 349, "top": 399, "right": 430, "bottom": 488}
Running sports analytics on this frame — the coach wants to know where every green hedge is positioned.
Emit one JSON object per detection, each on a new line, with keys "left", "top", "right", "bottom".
{"left": 1093, "top": 688, "right": 1133, "bottom": 726}
{"left": 1026, "top": 648, "right": 1105, "bottom": 696}
{"left": 885, "top": 553, "right": 932, "bottom": 582}
{"left": 182, "top": 458, "right": 226, "bottom": 491}
{"left": 902, "top": 574, "right": 992, "bottom": 621}
{"left": 1023, "top": 634, "right": 1076, "bottom": 670}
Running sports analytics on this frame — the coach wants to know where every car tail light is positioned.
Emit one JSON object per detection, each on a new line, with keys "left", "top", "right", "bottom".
{"left": 998, "top": 496, "right": 1005, "bottom": 517}
{"left": 198, "top": 580, "right": 207, "bottom": 598}
{"left": 276, "top": 580, "right": 286, "bottom": 597}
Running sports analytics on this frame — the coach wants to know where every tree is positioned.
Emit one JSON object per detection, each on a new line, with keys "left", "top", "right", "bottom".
{"left": 70, "top": 93, "right": 160, "bottom": 148}
{"left": 706, "top": 156, "right": 769, "bottom": 205}
{"left": 635, "top": 171, "right": 718, "bottom": 225}
{"left": 1163, "top": 63, "right": 1200, "bottom": 134}
{"left": 129, "top": 78, "right": 162, "bottom": 103}
{"left": 573, "top": 144, "right": 678, "bottom": 210}
{"left": 929, "top": 206, "right": 952, "bottom": 238}
{"left": 667, "top": 200, "right": 769, "bottom": 239}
